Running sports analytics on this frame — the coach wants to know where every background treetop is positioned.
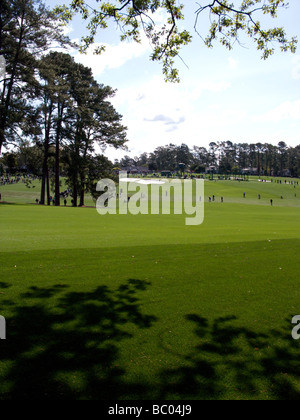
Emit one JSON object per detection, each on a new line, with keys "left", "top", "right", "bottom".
{"left": 54, "top": 0, "right": 298, "bottom": 82}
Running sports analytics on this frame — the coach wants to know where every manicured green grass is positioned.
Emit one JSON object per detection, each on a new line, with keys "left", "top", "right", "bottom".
{"left": 0, "top": 178, "right": 300, "bottom": 400}
{"left": 0, "top": 179, "right": 96, "bottom": 206}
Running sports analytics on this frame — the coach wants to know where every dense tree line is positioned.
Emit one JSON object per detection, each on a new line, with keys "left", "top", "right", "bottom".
{"left": 0, "top": 0, "right": 127, "bottom": 206}
{"left": 118, "top": 141, "right": 300, "bottom": 178}
{"left": 1, "top": 0, "right": 299, "bottom": 206}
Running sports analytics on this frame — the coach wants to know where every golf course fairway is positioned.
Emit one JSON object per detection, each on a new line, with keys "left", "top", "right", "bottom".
{"left": 0, "top": 178, "right": 300, "bottom": 400}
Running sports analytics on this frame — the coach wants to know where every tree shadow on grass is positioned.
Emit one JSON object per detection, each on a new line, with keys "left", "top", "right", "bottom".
{"left": 1, "top": 279, "right": 300, "bottom": 400}
{"left": 158, "top": 314, "right": 300, "bottom": 400}
{"left": 0, "top": 279, "right": 157, "bottom": 400}
{"left": 0, "top": 282, "right": 11, "bottom": 290}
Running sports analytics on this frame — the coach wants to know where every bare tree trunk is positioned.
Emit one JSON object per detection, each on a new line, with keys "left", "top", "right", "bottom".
{"left": 55, "top": 104, "right": 63, "bottom": 207}
{"left": 0, "top": 131, "right": 4, "bottom": 157}
{"left": 79, "top": 173, "right": 85, "bottom": 207}
{"left": 40, "top": 154, "right": 48, "bottom": 205}
{"left": 40, "top": 173, "right": 45, "bottom": 205}
{"left": 55, "top": 139, "right": 60, "bottom": 206}
{"left": 72, "top": 178, "right": 78, "bottom": 207}
{"left": 46, "top": 169, "right": 50, "bottom": 206}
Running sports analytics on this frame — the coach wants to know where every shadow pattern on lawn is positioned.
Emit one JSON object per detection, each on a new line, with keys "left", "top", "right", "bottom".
{"left": 0, "top": 281, "right": 300, "bottom": 400}
{"left": 158, "top": 314, "right": 300, "bottom": 400}
{"left": 0, "top": 280, "right": 157, "bottom": 400}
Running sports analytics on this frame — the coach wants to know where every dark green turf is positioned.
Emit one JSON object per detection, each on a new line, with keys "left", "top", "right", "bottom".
{"left": 0, "top": 178, "right": 300, "bottom": 400}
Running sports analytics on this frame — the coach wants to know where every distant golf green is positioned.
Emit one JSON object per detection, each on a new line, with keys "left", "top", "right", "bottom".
{"left": 0, "top": 177, "right": 300, "bottom": 400}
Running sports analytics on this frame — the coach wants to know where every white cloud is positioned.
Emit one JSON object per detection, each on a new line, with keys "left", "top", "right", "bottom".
{"left": 228, "top": 57, "right": 238, "bottom": 70}
{"left": 106, "top": 75, "right": 240, "bottom": 156}
{"left": 72, "top": 35, "right": 151, "bottom": 76}
{"left": 62, "top": 24, "right": 74, "bottom": 36}
{"left": 144, "top": 114, "right": 186, "bottom": 126}
{"left": 189, "top": 80, "right": 231, "bottom": 101}
{"left": 254, "top": 100, "right": 300, "bottom": 123}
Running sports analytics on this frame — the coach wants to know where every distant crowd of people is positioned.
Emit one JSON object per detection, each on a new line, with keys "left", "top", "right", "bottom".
{"left": 207, "top": 179, "right": 298, "bottom": 206}
{"left": 259, "top": 178, "right": 299, "bottom": 186}
{"left": 208, "top": 195, "right": 223, "bottom": 203}
{"left": 1, "top": 174, "right": 299, "bottom": 208}
{"left": 34, "top": 190, "right": 72, "bottom": 206}
{"left": 0, "top": 174, "right": 39, "bottom": 186}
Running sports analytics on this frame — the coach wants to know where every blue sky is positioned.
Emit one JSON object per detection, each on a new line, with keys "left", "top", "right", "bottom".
{"left": 50, "top": 1, "right": 300, "bottom": 161}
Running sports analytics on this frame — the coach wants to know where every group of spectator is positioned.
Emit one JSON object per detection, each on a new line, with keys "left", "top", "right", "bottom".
{"left": 0, "top": 175, "right": 38, "bottom": 186}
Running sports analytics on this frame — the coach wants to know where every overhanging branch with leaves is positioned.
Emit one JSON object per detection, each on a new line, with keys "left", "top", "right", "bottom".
{"left": 54, "top": 0, "right": 298, "bottom": 82}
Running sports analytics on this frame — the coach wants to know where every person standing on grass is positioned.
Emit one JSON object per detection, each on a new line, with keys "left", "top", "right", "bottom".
{"left": 270, "top": 199, "right": 273, "bottom": 206}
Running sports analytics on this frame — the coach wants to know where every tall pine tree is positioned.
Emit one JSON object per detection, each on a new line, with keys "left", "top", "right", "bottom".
{"left": 0, "top": 0, "right": 71, "bottom": 155}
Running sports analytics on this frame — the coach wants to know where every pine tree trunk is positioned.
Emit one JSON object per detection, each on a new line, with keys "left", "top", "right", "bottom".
{"left": 46, "top": 169, "right": 50, "bottom": 206}
{"left": 55, "top": 140, "right": 60, "bottom": 206}
{"left": 0, "top": 129, "right": 4, "bottom": 157}
{"left": 79, "top": 174, "right": 85, "bottom": 207}
{"left": 40, "top": 155, "right": 48, "bottom": 205}
{"left": 40, "top": 172, "right": 45, "bottom": 205}
{"left": 73, "top": 179, "right": 77, "bottom": 207}
{"left": 55, "top": 106, "right": 63, "bottom": 207}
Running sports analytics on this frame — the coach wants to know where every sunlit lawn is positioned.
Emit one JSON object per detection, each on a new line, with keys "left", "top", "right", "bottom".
{"left": 0, "top": 177, "right": 300, "bottom": 400}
